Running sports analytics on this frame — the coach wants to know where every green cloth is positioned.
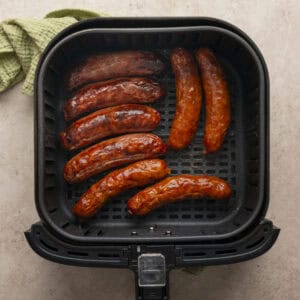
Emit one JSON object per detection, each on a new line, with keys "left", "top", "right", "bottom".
{"left": 0, "top": 9, "right": 104, "bottom": 96}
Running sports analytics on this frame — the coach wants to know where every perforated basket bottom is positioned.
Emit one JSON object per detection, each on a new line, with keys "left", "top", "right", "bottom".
{"left": 52, "top": 54, "right": 244, "bottom": 238}
{"left": 38, "top": 25, "right": 266, "bottom": 242}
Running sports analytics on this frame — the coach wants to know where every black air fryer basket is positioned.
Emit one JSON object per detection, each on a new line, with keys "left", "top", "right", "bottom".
{"left": 26, "top": 18, "right": 279, "bottom": 299}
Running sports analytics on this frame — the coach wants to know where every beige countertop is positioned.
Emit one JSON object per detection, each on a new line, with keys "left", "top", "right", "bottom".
{"left": 1, "top": 1, "right": 299, "bottom": 299}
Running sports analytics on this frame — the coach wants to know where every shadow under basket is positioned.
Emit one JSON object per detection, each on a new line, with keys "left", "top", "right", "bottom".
{"left": 28, "top": 17, "right": 279, "bottom": 300}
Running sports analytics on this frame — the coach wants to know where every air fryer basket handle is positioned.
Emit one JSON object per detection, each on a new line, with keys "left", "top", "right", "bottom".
{"left": 132, "top": 253, "right": 170, "bottom": 300}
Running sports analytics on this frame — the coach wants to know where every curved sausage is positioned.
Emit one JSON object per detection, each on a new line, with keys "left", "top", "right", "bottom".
{"left": 168, "top": 48, "right": 202, "bottom": 150}
{"left": 60, "top": 104, "right": 161, "bottom": 151}
{"left": 73, "top": 159, "right": 170, "bottom": 218}
{"left": 195, "top": 48, "right": 231, "bottom": 154}
{"left": 67, "top": 51, "right": 165, "bottom": 91}
{"left": 64, "top": 133, "right": 167, "bottom": 183}
{"left": 64, "top": 77, "right": 165, "bottom": 121}
{"left": 127, "top": 175, "right": 231, "bottom": 215}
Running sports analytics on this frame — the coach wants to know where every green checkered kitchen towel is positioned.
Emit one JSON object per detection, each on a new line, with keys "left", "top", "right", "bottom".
{"left": 0, "top": 9, "right": 105, "bottom": 96}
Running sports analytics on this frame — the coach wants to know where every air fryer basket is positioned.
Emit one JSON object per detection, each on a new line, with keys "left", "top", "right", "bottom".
{"left": 35, "top": 26, "right": 266, "bottom": 243}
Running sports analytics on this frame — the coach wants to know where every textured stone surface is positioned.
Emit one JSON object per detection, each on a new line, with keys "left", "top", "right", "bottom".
{"left": 1, "top": 1, "right": 300, "bottom": 299}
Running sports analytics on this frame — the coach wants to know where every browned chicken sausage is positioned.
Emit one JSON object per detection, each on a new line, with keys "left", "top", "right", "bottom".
{"left": 64, "top": 133, "right": 167, "bottom": 183}
{"left": 195, "top": 48, "right": 231, "bottom": 154}
{"left": 67, "top": 51, "right": 165, "bottom": 91}
{"left": 64, "top": 77, "right": 165, "bottom": 121}
{"left": 127, "top": 175, "right": 231, "bottom": 215}
{"left": 60, "top": 104, "right": 161, "bottom": 151}
{"left": 73, "top": 159, "right": 170, "bottom": 218}
{"left": 168, "top": 48, "right": 202, "bottom": 150}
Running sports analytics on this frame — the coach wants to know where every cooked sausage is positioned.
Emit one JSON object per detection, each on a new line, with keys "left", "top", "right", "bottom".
{"left": 127, "top": 175, "right": 231, "bottom": 215}
{"left": 168, "top": 48, "right": 202, "bottom": 150}
{"left": 64, "top": 77, "right": 165, "bottom": 121}
{"left": 67, "top": 51, "right": 165, "bottom": 91}
{"left": 64, "top": 133, "right": 167, "bottom": 183}
{"left": 73, "top": 159, "right": 170, "bottom": 218}
{"left": 195, "top": 48, "right": 231, "bottom": 154}
{"left": 60, "top": 104, "right": 161, "bottom": 151}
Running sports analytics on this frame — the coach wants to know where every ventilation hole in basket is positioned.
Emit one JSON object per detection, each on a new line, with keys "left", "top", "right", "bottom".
{"left": 219, "top": 162, "right": 228, "bottom": 166}
{"left": 246, "top": 237, "right": 265, "bottom": 249}
{"left": 100, "top": 215, "right": 109, "bottom": 219}
{"left": 207, "top": 169, "right": 215, "bottom": 174}
{"left": 170, "top": 214, "right": 178, "bottom": 219}
{"left": 184, "top": 251, "right": 206, "bottom": 257}
{"left": 195, "top": 206, "right": 204, "bottom": 211}
{"left": 231, "top": 177, "right": 236, "bottom": 185}
{"left": 194, "top": 147, "right": 202, "bottom": 152}
{"left": 182, "top": 169, "right": 190, "bottom": 174}
{"left": 182, "top": 162, "right": 191, "bottom": 166}
{"left": 182, "top": 206, "right": 191, "bottom": 211}
{"left": 206, "top": 162, "right": 215, "bottom": 167}
{"left": 207, "top": 213, "right": 216, "bottom": 219}
{"left": 44, "top": 88, "right": 55, "bottom": 98}
{"left": 158, "top": 215, "right": 166, "bottom": 219}
{"left": 231, "top": 153, "right": 236, "bottom": 160}
{"left": 195, "top": 214, "right": 203, "bottom": 219}
{"left": 113, "top": 207, "right": 122, "bottom": 212}
{"left": 215, "top": 248, "right": 237, "bottom": 255}
{"left": 172, "top": 170, "right": 178, "bottom": 174}
{"left": 193, "top": 162, "right": 203, "bottom": 166}
{"left": 182, "top": 214, "right": 191, "bottom": 219}
{"left": 45, "top": 101, "right": 56, "bottom": 112}
{"left": 45, "top": 114, "right": 55, "bottom": 123}
{"left": 62, "top": 222, "right": 70, "bottom": 229}
{"left": 40, "top": 239, "right": 58, "bottom": 252}
{"left": 169, "top": 207, "right": 179, "bottom": 212}
{"left": 112, "top": 215, "right": 121, "bottom": 219}
{"left": 68, "top": 251, "right": 88, "bottom": 257}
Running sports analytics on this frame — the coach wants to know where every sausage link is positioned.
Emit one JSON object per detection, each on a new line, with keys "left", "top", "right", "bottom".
{"left": 195, "top": 49, "right": 231, "bottom": 154}
{"left": 73, "top": 159, "right": 170, "bottom": 218}
{"left": 64, "top": 133, "right": 167, "bottom": 183}
{"left": 127, "top": 175, "right": 231, "bottom": 215}
{"left": 67, "top": 51, "right": 165, "bottom": 91}
{"left": 64, "top": 77, "right": 165, "bottom": 121}
{"left": 60, "top": 104, "right": 161, "bottom": 151}
{"left": 168, "top": 48, "right": 202, "bottom": 150}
